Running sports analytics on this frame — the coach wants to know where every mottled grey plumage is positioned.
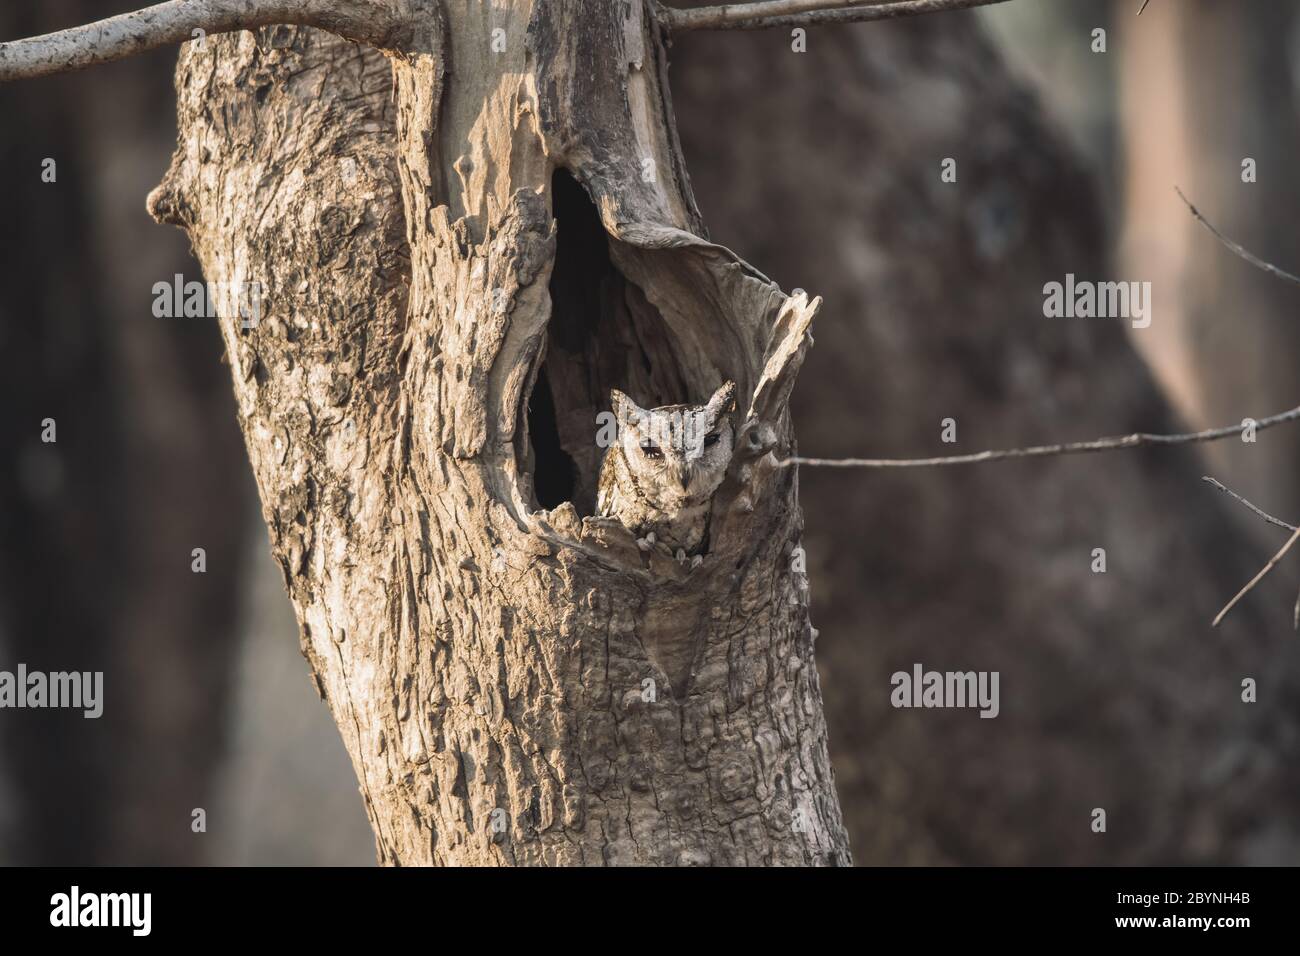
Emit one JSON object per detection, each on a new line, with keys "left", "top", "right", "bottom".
{"left": 597, "top": 381, "right": 736, "bottom": 560}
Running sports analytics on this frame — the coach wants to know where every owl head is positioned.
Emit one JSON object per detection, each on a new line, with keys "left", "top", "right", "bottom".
{"left": 610, "top": 381, "right": 737, "bottom": 508}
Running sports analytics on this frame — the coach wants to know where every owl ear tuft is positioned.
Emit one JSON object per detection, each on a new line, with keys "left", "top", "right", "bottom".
{"left": 706, "top": 380, "right": 737, "bottom": 419}
{"left": 610, "top": 388, "right": 646, "bottom": 428}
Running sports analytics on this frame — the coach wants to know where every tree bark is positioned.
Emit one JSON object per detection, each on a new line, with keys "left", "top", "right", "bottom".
{"left": 150, "top": 1, "right": 850, "bottom": 865}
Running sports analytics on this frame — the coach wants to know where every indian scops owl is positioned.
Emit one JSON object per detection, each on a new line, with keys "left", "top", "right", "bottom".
{"left": 596, "top": 381, "right": 736, "bottom": 563}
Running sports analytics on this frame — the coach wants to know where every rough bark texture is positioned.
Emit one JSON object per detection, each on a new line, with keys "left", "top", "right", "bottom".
{"left": 151, "top": 1, "right": 850, "bottom": 865}
{"left": 670, "top": 10, "right": 1300, "bottom": 864}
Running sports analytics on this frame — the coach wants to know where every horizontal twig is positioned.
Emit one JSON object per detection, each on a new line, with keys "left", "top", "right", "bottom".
{"left": 0, "top": 0, "right": 413, "bottom": 82}
{"left": 780, "top": 403, "right": 1300, "bottom": 469}
{"left": 659, "top": 0, "right": 1013, "bottom": 32}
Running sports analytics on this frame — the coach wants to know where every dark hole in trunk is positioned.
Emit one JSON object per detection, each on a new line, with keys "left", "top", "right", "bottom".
{"left": 522, "top": 169, "right": 691, "bottom": 517}
{"left": 525, "top": 365, "right": 575, "bottom": 510}
{"left": 548, "top": 168, "right": 615, "bottom": 355}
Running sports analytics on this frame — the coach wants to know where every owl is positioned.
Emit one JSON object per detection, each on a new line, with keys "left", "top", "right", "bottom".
{"left": 596, "top": 381, "right": 737, "bottom": 563}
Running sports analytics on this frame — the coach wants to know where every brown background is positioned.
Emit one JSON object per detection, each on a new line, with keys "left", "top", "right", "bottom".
{"left": 1, "top": 0, "right": 1298, "bottom": 864}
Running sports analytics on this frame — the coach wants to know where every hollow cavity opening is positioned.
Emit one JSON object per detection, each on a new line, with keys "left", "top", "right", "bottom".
{"left": 524, "top": 365, "right": 574, "bottom": 510}
{"left": 520, "top": 169, "right": 697, "bottom": 517}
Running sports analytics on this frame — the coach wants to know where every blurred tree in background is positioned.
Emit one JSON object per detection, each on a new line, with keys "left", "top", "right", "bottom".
{"left": 0, "top": 3, "right": 248, "bottom": 864}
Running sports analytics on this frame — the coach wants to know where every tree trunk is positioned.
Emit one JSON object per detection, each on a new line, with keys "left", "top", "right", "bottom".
{"left": 149, "top": 1, "right": 850, "bottom": 866}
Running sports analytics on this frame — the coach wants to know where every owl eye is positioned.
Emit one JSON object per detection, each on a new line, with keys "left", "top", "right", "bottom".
{"left": 703, "top": 432, "right": 721, "bottom": 447}
{"left": 641, "top": 443, "right": 663, "bottom": 459}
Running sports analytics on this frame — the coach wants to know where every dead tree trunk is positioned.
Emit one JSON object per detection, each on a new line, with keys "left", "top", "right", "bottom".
{"left": 147, "top": 1, "right": 850, "bottom": 865}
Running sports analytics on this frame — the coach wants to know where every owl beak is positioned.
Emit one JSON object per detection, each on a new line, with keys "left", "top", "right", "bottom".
{"left": 676, "top": 465, "right": 691, "bottom": 490}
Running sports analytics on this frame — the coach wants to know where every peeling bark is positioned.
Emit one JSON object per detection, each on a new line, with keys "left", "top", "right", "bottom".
{"left": 151, "top": 1, "right": 849, "bottom": 865}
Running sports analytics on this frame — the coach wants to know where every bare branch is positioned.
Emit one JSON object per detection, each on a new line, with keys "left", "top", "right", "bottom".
{"left": 1176, "top": 187, "right": 1300, "bottom": 288}
{"left": 1202, "top": 478, "right": 1300, "bottom": 630}
{"left": 1202, "top": 477, "right": 1296, "bottom": 532}
{"left": 1214, "top": 526, "right": 1300, "bottom": 628}
{"left": 0, "top": 0, "right": 414, "bottom": 82}
{"left": 1138, "top": 0, "right": 1152, "bottom": 14}
{"left": 779, "top": 403, "right": 1300, "bottom": 469}
{"left": 659, "top": 0, "right": 1014, "bottom": 33}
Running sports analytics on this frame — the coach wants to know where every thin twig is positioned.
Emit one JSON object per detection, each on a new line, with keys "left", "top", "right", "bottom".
{"left": 1176, "top": 187, "right": 1300, "bottom": 288}
{"left": 1202, "top": 477, "right": 1300, "bottom": 630}
{"left": 1202, "top": 477, "right": 1296, "bottom": 532}
{"left": 1174, "top": 191, "right": 1300, "bottom": 628}
{"left": 0, "top": 0, "right": 412, "bottom": 82}
{"left": 779, "top": 403, "right": 1300, "bottom": 469}
{"left": 659, "top": 0, "right": 1013, "bottom": 32}
{"left": 1138, "top": 0, "right": 1152, "bottom": 14}
{"left": 1213, "top": 526, "right": 1300, "bottom": 628}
